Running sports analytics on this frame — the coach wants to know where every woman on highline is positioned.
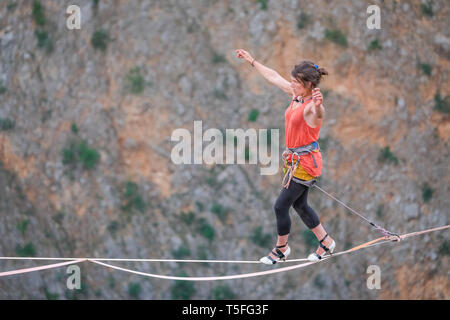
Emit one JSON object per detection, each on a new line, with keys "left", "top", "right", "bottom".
{"left": 235, "top": 49, "right": 336, "bottom": 264}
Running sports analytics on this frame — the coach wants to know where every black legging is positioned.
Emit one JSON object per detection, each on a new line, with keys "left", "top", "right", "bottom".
{"left": 274, "top": 180, "right": 320, "bottom": 235}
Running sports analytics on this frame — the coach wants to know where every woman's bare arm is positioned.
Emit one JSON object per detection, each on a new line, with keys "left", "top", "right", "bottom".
{"left": 253, "top": 61, "right": 292, "bottom": 95}
{"left": 307, "top": 88, "right": 326, "bottom": 127}
{"left": 235, "top": 49, "right": 292, "bottom": 95}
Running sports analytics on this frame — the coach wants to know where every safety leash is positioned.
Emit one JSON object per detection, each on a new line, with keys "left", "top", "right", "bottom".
{"left": 312, "top": 183, "right": 401, "bottom": 240}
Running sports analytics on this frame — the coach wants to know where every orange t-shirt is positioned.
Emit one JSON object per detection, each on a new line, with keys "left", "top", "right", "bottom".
{"left": 285, "top": 98, "right": 323, "bottom": 178}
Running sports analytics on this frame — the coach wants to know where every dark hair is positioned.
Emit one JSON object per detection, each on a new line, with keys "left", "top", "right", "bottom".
{"left": 291, "top": 60, "right": 329, "bottom": 90}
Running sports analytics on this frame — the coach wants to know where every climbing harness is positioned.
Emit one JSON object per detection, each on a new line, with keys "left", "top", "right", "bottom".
{"left": 281, "top": 141, "right": 319, "bottom": 189}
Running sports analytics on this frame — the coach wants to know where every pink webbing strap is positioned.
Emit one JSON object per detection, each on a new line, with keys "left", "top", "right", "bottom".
{"left": 87, "top": 237, "right": 389, "bottom": 281}
{"left": 88, "top": 225, "right": 449, "bottom": 281}
{"left": 89, "top": 258, "right": 319, "bottom": 281}
{"left": 1, "top": 225, "right": 447, "bottom": 280}
{"left": 399, "top": 225, "right": 450, "bottom": 240}
{"left": 0, "top": 259, "right": 86, "bottom": 277}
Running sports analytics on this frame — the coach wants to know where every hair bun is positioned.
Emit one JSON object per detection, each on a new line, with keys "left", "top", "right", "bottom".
{"left": 291, "top": 60, "right": 329, "bottom": 89}
{"left": 318, "top": 67, "right": 329, "bottom": 76}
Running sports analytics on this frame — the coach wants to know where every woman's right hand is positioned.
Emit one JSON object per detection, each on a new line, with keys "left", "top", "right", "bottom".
{"left": 235, "top": 49, "right": 254, "bottom": 64}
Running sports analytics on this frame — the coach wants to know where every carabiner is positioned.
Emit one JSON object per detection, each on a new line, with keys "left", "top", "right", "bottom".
{"left": 291, "top": 152, "right": 299, "bottom": 166}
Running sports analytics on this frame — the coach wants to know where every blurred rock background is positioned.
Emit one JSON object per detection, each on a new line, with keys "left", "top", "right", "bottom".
{"left": 0, "top": 0, "right": 448, "bottom": 299}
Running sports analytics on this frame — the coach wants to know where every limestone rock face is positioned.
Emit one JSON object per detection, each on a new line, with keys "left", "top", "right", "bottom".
{"left": 0, "top": 0, "right": 448, "bottom": 299}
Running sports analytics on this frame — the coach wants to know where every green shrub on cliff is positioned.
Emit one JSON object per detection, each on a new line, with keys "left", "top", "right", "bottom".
{"left": 422, "top": 183, "right": 434, "bottom": 203}
{"left": 368, "top": 39, "right": 382, "bottom": 52}
{"left": 418, "top": 62, "right": 432, "bottom": 76}
{"left": 91, "top": 29, "right": 110, "bottom": 51}
{"left": 172, "top": 244, "right": 191, "bottom": 259}
{"left": 196, "top": 218, "right": 215, "bottom": 241}
{"left": 62, "top": 140, "right": 100, "bottom": 170}
{"left": 302, "top": 229, "right": 317, "bottom": 251}
{"left": 249, "top": 226, "right": 272, "bottom": 248}
{"left": 171, "top": 271, "right": 196, "bottom": 299}
{"left": 128, "top": 283, "right": 141, "bottom": 299}
{"left": 297, "top": 13, "right": 310, "bottom": 30}
{"left": 15, "top": 242, "right": 36, "bottom": 257}
{"left": 77, "top": 140, "right": 100, "bottom": 169}
{"left": 32, "top": 0, "right": 46, "bottom": 26}
{"left": 434, "top": 93, "right": 450, "bottom": 114}
{"left": 0, "top": 117, "right": 15, "bottom": 131}
{"left": 0, "top": 83, "right": 7, "bottom": 95}
{"left": 258, "top": 0, "right": 268, "bottom": 10}
{"left": 421, "top": 1, "right": 433, "bottom": 17}
{"left": 324, "top": 28, "right": 348, "bottom": 47}
{"left": 377, "top": 146, "right": 399, "bottom": 165}
{"left": 16, "top": 220, "right": 29, "bottom": 236}
{"left": 125, "top": 67, "right": 145, "bottom": 94}
{"left": 121, "top": 181, "right": 147, "bottom": 214}
{"left": 213, "top": 284, "right": 235, "bottom": 300}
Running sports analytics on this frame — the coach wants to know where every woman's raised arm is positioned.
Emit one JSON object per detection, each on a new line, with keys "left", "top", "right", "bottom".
{"left": 235, "top": 49, "right": 292, "bottom": 95}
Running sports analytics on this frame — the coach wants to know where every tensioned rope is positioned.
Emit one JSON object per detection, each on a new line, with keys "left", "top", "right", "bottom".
{"left": 0, "top": 225, "right": 448, "bottom": 280}
{"left": 0, "top": 259, "right": 85, "bottom": 277}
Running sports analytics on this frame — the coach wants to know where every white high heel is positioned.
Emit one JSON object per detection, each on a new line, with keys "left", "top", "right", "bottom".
{"left": 307, "top": 234, "right": 335, "bottom": 262}
{"left": 259, "top": 243, "right": 291, "bottom": 265}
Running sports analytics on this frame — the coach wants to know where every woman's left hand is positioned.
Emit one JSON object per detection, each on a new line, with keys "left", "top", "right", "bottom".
{"left": 312, "top": 88, "right": 323, "bottom": 107}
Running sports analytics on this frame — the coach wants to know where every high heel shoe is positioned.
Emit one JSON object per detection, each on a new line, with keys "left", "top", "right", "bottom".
{"left": 259, "top": 243, "right": 291, "bottom": 265}
{"left": 307, "top": 234, "right": 335, "bottom": 262}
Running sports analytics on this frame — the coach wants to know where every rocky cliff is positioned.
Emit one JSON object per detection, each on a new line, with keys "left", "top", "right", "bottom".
{"left": 0, "top": 0, "right": 448, "bottom": 299}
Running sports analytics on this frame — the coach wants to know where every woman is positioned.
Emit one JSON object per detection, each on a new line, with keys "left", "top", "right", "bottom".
{"left": 235, "top": 49, "right": 336, "bottom": 264}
